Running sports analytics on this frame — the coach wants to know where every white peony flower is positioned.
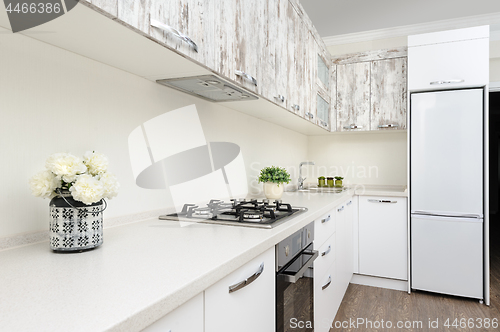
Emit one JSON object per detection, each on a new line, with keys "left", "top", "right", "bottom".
{"left": 99, "top": 172, "right": 119, "bottom": 199}
{"left": 70, "top": 174, "right": 105, "bottom": 205}
{"left": 45, "top": 153, "right": 87, "bottom": 183}
{"left": 83, "top": 151, "right": 109, "bottom": 176}
{"left": 29, "top": 170, "right": 60, "bottom": 199}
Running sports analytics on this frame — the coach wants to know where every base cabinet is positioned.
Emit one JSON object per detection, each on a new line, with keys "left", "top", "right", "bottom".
{"left": 205, "top": 247, "right": 275, "bottom": 332}
{"left": 314, "top": 196, "right": 353, "bottom": 332}
{"left": 358, "top": 196, "right": 408, "bottom": 280}
{"left": 142, "top": 293, "right": 204, "bottom": 332}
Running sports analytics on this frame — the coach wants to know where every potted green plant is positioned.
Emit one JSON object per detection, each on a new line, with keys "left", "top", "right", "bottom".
{"left": 258, "top": 166, "right": 291, "bottom": 199}
{"left": 318, "top": 176, "right": 326, "bottom": 187}
{"left": 327, "top": 177, "right": 334, "bottom": 187}
{"left": 334, "top": 176, "right": 344, "bottom": 187}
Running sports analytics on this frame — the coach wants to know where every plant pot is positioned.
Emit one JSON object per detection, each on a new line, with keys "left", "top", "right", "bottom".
{"left": 318, "top": 179, "right": 325, "bottom": 187}
{"left": 335, "top": 180, "right": 343, "bottom": 187}
{"left": 327, "top": 178, "right": 334, "bottom": 187}
{"left": 263, "top": 182, "right": 284, "bottom": 200}
{"left": 49, "top": 190, "right": 104, "bottom": 252}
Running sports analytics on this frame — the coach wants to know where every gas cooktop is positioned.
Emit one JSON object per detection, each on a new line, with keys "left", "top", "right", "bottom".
{"left": 159, "top": 199, "right": 307, "bottom": 228}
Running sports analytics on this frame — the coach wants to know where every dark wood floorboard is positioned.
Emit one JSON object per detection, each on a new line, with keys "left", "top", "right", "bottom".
{"left": 330, "top": 240, "right": 500, "bottom": 331}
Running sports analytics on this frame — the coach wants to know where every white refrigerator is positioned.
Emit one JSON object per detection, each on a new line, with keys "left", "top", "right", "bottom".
{"left": 411, "top": 88, "right": 484, "bottom": 299}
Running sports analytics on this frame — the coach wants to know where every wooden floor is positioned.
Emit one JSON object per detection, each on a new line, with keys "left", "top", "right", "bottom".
{"left": 331, "top": 241, "right": 500, "bottom": 331}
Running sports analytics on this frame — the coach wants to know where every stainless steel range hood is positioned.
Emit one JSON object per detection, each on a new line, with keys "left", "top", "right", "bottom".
{"left": 156, "top": 75, "right": 258, "bottom": 102}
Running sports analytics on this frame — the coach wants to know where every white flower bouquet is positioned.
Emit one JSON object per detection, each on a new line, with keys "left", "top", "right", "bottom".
{"left": 29, "top": 151, "right": 119, "bottom": 205}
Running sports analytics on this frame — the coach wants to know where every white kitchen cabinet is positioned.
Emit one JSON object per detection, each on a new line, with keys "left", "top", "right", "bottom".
{"left": 314, "top": 196, "right": 353, "bottom": 332}
{"left": 205, "top": 247, "right": 275, "bottom": 332}
{"left": 358, "top": 196, "right": 408, "bottom": 280}
{"left": 142, "top": 293, "right": 204, "bottom": 332}
{"left": 314, "top": 211, "right": 335, "bottom": 247}
{"left": 371, "top": 58, "right": 407, "bottom": 130}
{"left": 334, "top": 199, "right": 353, "bottom": 298}
{"left": 314, "top": 266, "right": 337, "bottom": 332}
{"left": 337, "top": 62, "right": 371, "bottom": 131}
{"left": 408, "top": 26, "right": 489, "bottom": 91}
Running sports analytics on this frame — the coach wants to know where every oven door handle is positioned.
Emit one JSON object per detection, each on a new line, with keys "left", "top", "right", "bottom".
{"left": 278, "top": 250, "right": 319, "bottom": 283}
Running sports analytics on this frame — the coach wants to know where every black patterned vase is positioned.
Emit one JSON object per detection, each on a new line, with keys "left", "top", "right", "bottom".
{"left": 49, "top": 191, "right": 104, "bottom": 252}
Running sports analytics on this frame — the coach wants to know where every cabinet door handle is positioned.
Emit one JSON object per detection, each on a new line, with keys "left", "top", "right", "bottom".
{"left": 228, "top": 262, "right": 264, "bottom": 293}
{"left": 343, "top": 124, "right": 363, "bottom": 130}
{"left": 320, "top": 120, "right": 328, "bottom": 127}
{"left": 305, "top": 112, "right": 314, "bottom": 119}
{"left": 430, "top": 79, "right": 464, "bottom": 85}
{"left": 346, "top": 200, "right": 352, "bottom": 206}
{"left": 368, "top": 199, "right": 397, "bottom": 204}
{"left": 322, "top": 275, "right": 332, "bottom": 290}
{"left": 321, "top": 214, "right": 331, "bottom": 223}
{"left": 275, "top": 95, "right": 285, "bottom": 102}
{"left": 337, "top": 206, "right": 344, "bottom": 212}
{"left": 292, "top": 104, "right": 300, "bottom": 111}
{"left": 235, "top": 70, "right": 258, "bottom": 86}
{"left": 150, "top": 19, "right": 198, "bottom": 53}
{"left": 321, "top": 245, "right": 331, "bottom": 256}
{"left": 378, "top": 124, "right": 399, "bottom": 128}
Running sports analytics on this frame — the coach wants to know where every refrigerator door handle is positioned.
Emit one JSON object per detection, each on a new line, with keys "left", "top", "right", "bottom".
{"left": 411, "top": 212, "right": 483, "bottom": 222}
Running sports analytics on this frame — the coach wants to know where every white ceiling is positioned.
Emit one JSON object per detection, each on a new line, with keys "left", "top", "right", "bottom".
{"left": 301, "top": 0, "right": 500, "bottom": 38}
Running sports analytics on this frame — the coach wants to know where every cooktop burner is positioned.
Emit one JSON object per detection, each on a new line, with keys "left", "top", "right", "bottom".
{"left": 159, "top": 199, "right": 307, "bottom": 228}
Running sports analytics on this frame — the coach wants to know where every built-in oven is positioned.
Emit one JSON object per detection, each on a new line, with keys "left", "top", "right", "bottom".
{"left": 276, "top": 222, "right": 318, "bottom": 332}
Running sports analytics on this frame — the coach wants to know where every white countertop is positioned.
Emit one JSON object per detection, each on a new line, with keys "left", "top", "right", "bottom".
{"left": 0, "top": 190, "right": 355, "bottom": 332}
{"left": 353, "top": 184, "right": 408, "bottom": 197}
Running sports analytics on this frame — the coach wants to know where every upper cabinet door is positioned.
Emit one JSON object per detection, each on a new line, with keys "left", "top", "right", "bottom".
{"left": 286, "top": 5, "right": 305, "bottom": 117}
{"left": 231, "top": 1, "right": 266, "bottom": 95}
{"left": 260, "top": 0, "right": 288, "bottom": 108}
{"left": 408, "top": 39, "right": 489, "bottom": 91}
{"left": 337, "top": 62, "right": 371, "bottom": 131}
{"left": 146, "top": 0, "right": 212, "bottom": 66}
{"left": 371, "top": 58, "right": 407, "bottom": 130}
{"left": 330, "top": 64, "right": 337, "bottom": 131}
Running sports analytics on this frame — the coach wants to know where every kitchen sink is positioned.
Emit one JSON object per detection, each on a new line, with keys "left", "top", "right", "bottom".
{"left": 291, "top": 186, "right": 347, "bottom": 193}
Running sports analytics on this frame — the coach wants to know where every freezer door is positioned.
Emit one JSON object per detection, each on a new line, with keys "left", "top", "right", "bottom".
{"left": 410, "top": 89, "right": 483, "bottom": 216}
{"left": 411, "top": 214, "right": 483, "bottom": 299}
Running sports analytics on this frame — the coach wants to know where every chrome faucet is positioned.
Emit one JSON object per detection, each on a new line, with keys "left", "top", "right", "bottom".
{"left": 298, "top": 161, "right": 315, "bottom": 190}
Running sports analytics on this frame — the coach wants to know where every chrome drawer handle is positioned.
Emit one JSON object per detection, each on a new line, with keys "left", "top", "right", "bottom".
{"left": 430, "top": 79, "right": 464, "bottom": 85}
{"left": 321, "top": 215, "right": 331, "bottom": 223}
{"left": 322, "top": 275, "right": 332, "bottom": 290}
{"left": 305, "top": 112, "right": 314, "bottom": 119}
{"left": 346, "top": 200, "right": 352, "bottom": 206}
{"left": 343, "top": 124, "right": 363, "bottom": 130}
{"left": 368, "top": 199, "right": 397, "bottom": 204}
{"left": 321, "top": 245, "right": 331, "bottom": 256}
{"left": 150, "top": 19, "right": 198, "bottom": 53}
{"left": 292, "top": 104, "right": 300, "bottom": 111}
{"left": 378, "top": 124, "right": 399, "bottom": 128}
{"left": 320, "top": 120, "right": 328, "bottom": 127}
{"left": 337, "top": 206, "right": 344, "bottom": 212}
{"left": 275, "top": 95, "right": 285, "bottom": 102}
{"left": 235, "top": 70, "right": 258, "bottom": 86}
{"left": 229, "top": 262, "right": 264, "bottom": 293}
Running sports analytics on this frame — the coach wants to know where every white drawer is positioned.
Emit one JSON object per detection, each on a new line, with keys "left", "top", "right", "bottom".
{"left": 314, "top": 210, "right": 335, "bottom": 247}
{"left": 314, "top": 265, "right": 339, "bottom": 332}
{"left": 314, "top": 233, "right": 336, "bottom": 280}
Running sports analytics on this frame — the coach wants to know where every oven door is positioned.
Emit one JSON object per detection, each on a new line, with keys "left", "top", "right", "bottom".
{"left": 276, "top": 243, "right": 318, "bottom": 332}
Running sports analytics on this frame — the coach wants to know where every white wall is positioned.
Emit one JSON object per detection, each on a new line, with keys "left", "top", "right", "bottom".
{"left": 307, "top": 132, "right": 407, "bottom": 186}
{"left": 0, "top": 29, "right": 307, "bottom": 238}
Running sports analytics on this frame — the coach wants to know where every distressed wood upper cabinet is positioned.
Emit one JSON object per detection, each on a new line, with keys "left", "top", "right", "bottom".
{"left": 337, "top": 62, "right": 371, "bottom": 132}
{"left": 117, "top": 0, "right": 215, "bottom": 68}
{"left": 286, "top": 4, "right": 305, "bottom": 117}
{"left": 371, "top": 58, "right": 407, "bottom": 130}
{"left": 260, "top": 0, "right": 289, "bottom": 108}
